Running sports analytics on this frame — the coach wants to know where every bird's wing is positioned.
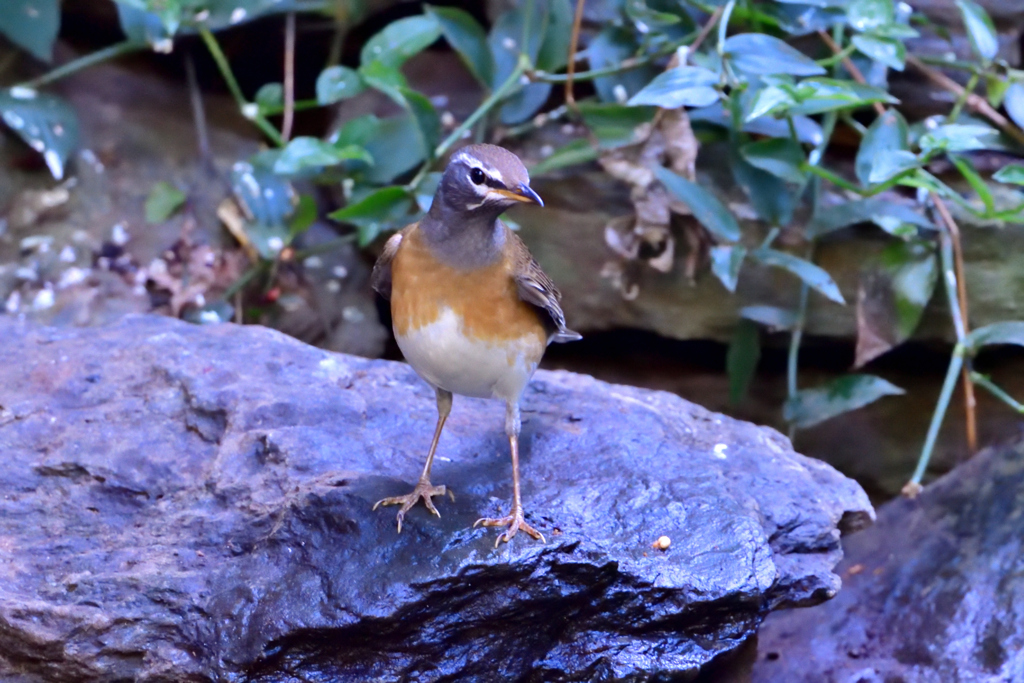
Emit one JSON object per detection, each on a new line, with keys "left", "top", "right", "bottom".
{"left": 507, "top": 228, "right": 582, "bottom": 344}
{"left": 370, "top": 228, "right": 407, "bottom": 301}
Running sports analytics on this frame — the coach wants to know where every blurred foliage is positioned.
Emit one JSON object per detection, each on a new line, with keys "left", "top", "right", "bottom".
{"left": 2, "top": 0, "right": 1024, "bottom": 484}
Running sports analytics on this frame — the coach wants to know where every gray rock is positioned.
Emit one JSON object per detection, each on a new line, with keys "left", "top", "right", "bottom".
{"left": 753, "top": 436, "right": 1024, "bottom": 683}
{"left": 0, "top": 314, "right": 872, "bottom": 682}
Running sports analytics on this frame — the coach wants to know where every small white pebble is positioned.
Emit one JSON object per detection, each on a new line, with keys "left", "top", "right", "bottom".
{"left": 342, "top": 306, "right": 364, "bottom": 322}
{"left": 540, "top": 144, "right": 554, "bottom": 158}
{"left": 59, "top": 245, "right": 76, "bottom": 262}
{"left": 502, "top": 37, "right": 516, "bottom": 51}
{"left": 440, "top": 111, "right": 456, "bottom": 128}
{"left": 325, "top": 279, "right": 341, "bottom": 293}
{"left": 111, "top": 223, "right": 129, "bottom": 246}
{"left": 303, "top": 256, "right": 323, "bottom": 269}
{"left": 5, "top": 291, "right": 20, "bottom": 313}
{"left": 267, "top": 236, "right": 284, "bottom": 253}
{"left": 331, "top": 265, "right": 348, "bottom": 279}
{"left": 57, "top": 267, "right": 89, "bottom": 289}
{"left": 613, "top": 84, "right": 628, "bottom": 103}
{"left": 652, "top": 536, "right": 671, "bottom": 550}
{"left": 713, "top": 443, "right": 728, "bottom": 459}
{"left": 32, "top": 286, "right": 55, "bottom": 311}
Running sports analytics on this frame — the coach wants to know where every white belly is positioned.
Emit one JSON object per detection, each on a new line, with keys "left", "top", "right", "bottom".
{"left": 395, "top": 308, "right": 540, "bottom": 401}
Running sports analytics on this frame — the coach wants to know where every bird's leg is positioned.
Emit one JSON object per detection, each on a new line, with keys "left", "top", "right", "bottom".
{"left": 474, "top": 401, "right": 545, "bottom": 546}
{"left": 373, "top": 388, "right": 455, "bottom": 532}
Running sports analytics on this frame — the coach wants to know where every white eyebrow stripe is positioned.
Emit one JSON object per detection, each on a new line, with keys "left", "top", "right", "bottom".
{"left": 452, "top": 151, "right": 505, "bottom": 185}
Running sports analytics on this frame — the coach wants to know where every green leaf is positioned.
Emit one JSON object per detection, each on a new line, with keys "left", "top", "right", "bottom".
{"left": 536, "top": 0, "right": 574, "bottom": 72}
{"left": 784, "top": 374, "right": 904, "bottom": 428}
{"left": 488, "top": 0, "right": 551, "bottom": 125}
{"left": 578, "top": 102, "right": 657, "bottom": 149}
{"left": 0, "top": 88, "right": 79, "bottom": 180}
{"left": 751, "top": 248, "right": 845, "bottom": 303}
{"left": 360, "top": 14, "right": 441, "bottom": 70}
{"left": 362, "top": 114, "right": 426, "bottom": 184}
{"left": 786, "top": 78, "right": 898, "bottom": 116}
{"left": 272, "top": 137, "right": 373, "bottom": 176}
{"left": 723, "top": 33, "right": 825, "bottom": 76}
{"left": 1005, "top": 82, "right": 1024, "bottom": 130}
{"left": 740, "top": 137, "right": 807, "bottom": 184}
{"left": 856, "top": 109, "right": 908, "bottom": 186}
{"left": 627, "top": 66, "right": 720, "bottom": 109}
{"left": 867, "top": 149, "right": 920, "bottom": 184}
{"left": 654, "top": 167, "right": 742, "bottom": 242}
{"left": 740, "top": 305, "right": 797, "bottom": 331}
{"left": 731, "top": 148, "right": 794, "bottom": 226}
{"left": 956, "top": 0, "right": 998, "bottom": 62}
{"left": 847, "top": 0, "right": 894, "bottom": 31}
{"left": 329, "top": 186, "right": 414, "bottom": 246}
{"left": 330, "top": 114, "right": 381, "bottom": 149}
{"left": 145, "top": 181, "right": 186, "bottom": 223}
{"left": 745, "top": 84, "right": 797, "bottom": 121}
{"left": 691, "top": 101, "right": 823, "bottom": 145}
{"left": 808, "top": 197, "right": 933, "bottom": 237}
{"left": 316, "top": 66, "right": 365, "bottom": 105}
{"left": 950, "top": 155, "right": 994, "bottom": 214}
{"left": 530, "top": 139, "right": 598, "bottom": 175}
{"left": 255, "top": 82, "right": 283, "bottom": 111}
{"left": 361, "top": 62, "right": 441, "bottom": 156}
{"left": 288, "top": 193, "right": 318, "bottom": 238}
{"left": 231, "top": 156, "right": 296, "bottom": 228}
{"left": 851, "top": 33, "right": 905, "bottom": 71}
{"left": 0, "top": 0, "right": 59, "bottom": 62}
{"left": 588, "top": 26, "right": 659, "bottom": 104}
{"left": 425, "top": 5, "right": 494, "bottom": 87}
{"left": 710, "top": 245, "right": 747, "bottom": 292}
{"left": 885, "top": 241, "right": 938, "bottom": 341}
{"left": 963, "top": 322, "right": 1024, "bottom": 353}
{"left": 919, "top": 123, "right": 996, "bottom": 153}
{"left": 993, "top": 163, "right": 1024, "bottom": 185}
{"left": 727, "top": 319, "right": 761, "bottom": 404}
{"left": 116, "top": 4, "right": 171, "bottom": 48}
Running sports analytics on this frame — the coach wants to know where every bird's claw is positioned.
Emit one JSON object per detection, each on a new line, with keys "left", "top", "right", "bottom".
{"left": 373, "top": 479, "right": 453, "bottom": 533}
{"left": 474, "top": 508, "right": 545, "bottom": 546}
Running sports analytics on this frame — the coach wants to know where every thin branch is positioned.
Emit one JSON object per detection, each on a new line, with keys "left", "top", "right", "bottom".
{"left": 971, "top": 371, "right": 1024, "bottom": 414}
{"left": 184, "top": 51, "right": 211, "bottom": 165}
{"left": 564, "top": 0, "right": 585, "bottom": 109}
{"left": 198, "top": 25, "right": 285, "bottom": 147}
{"left": 19, "top": 39, "right": 148, "bottom": 89}
{"left": 933, "top": 193, "right": 977, "bottom": 454}
{"left": 817, "top": 30, "right": 885, "bottom": 116}
{"left": 689, "top": 5, "right": 724, "bottom": 58}
{"left": 907, "top": 54, "right": 1024, "bottom": 147}
{"left": 282, "top": 12, "right": 297, "bottom": 142}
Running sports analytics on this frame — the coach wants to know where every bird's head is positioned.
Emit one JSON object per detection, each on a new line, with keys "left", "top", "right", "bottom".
{"left": 433, "top": 144, "right": 543, "bottom": 219}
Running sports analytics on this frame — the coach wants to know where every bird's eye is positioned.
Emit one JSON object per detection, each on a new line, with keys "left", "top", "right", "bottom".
{"left": 470, "top": 168, "right": 486, "bottom": 185}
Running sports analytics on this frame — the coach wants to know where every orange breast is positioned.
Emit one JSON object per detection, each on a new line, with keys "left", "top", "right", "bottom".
{"left": 390, "top": 226, "right": 547, "bottom": 350}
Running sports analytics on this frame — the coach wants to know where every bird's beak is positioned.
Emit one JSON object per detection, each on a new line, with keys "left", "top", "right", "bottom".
{"left": 495, "top": 184, "right": 544, "bottom": 207}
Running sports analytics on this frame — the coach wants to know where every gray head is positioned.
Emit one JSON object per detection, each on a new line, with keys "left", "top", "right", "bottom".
{"left": 429, "top": 144, "right": 543, "bottom": 222}
{"left": 420, "top": 144, "right": 542, "bottom": 269}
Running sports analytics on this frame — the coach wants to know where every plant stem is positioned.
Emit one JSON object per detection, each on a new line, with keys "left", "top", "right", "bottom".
{"left": 948, "top": 71, "right": 979, "bottom": 123}
{"left": 198, "top": 25, "right": 285, "bottom": 147}
{"left": 910, "top": 349, "right": 964, "bottom": 487}
{"left": 564, "top": 0, "right": 585, "bottom": 107}
{"left": 970, "top": 372, "right": 1024, "bottom": 413}
{"left": 434, "top": 57, "right": 528, "bottom": 161}
{"left": 19, "top": 39, "right": 148, "bottom": 89}
{"left": 282, "top": 12, "right": 297, "bottom": 142}
{"left": 934, "top": 193, "right": 977, "bottom": 454}
{"left": 907, "top": 55, "right": 1024, "bottom": 147}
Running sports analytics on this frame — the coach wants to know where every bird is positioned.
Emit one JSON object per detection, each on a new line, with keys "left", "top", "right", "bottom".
{"left": 370, "top": 143, "right": 580, "bottom": 546}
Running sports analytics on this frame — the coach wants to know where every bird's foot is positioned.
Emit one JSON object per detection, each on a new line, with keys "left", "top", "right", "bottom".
{"left": 373, "top": 478, "right": 454, "bottom": 533}
{"left": 474, "top": 507, "right": 545, "bottom": 547}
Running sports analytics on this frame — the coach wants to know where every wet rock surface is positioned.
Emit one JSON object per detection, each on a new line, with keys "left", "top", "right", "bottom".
{"left": 753, "top": 436, "right": 1024, "bottom": 683}
{"left": 0, "top": 314, "right": 872, "bottom": 682}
